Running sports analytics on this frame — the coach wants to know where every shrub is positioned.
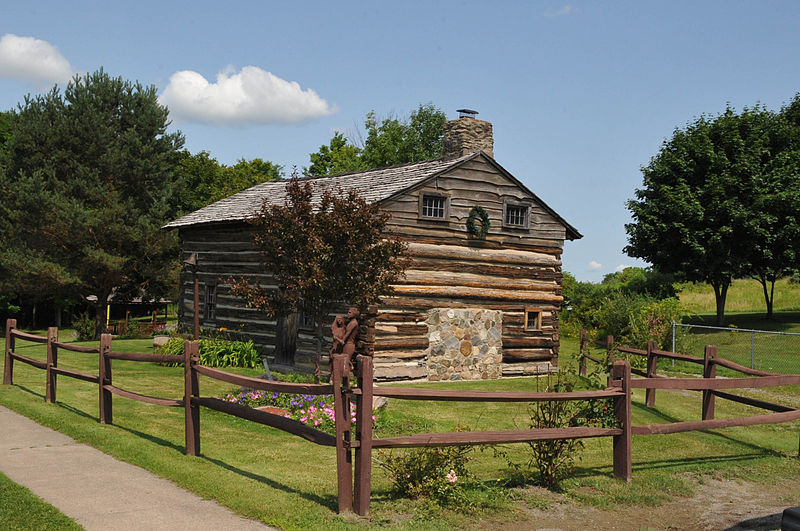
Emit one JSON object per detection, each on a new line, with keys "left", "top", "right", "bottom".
{"left": 595, "top": 293, "right": 682, "bottom": 349}
{"left": 157, "top": 336, "right": 261, "bottom": 368}
{"left": 117, "top": 319, "right": 142, "bottom": 339}
{"left": 376, "top": 433, "right": 473, "bottom": 506}
{"left": 73, "top": 312, "right": 95, "bottom": 341}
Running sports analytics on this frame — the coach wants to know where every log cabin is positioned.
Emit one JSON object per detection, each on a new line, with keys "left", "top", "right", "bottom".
{"left": 165, "top": 115, "right": 581, "bottom": 381}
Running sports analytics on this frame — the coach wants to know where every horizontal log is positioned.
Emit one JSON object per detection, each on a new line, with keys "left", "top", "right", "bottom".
{"left": 390, "top": 285, "right": 563, "bottom": 303}
{"left": 193, "top": 365, "right": 334, "bottom": 395}
{"left": 399, "top": 269, "right": 556, "bottom": 291}
{"left": 51, "top": 366, "right": 99, "bottom": 384}
{"left": 650, "top": 349, "right": 704, "bottom": 364}
{"left": 371, "top": 426, "right": 622, "bottom": 448}
{"left": 631, "top": 409, "right": 800, "bottom": 435}
{"left": 502, "top": 337, "right": 555, "bottom": 349}
{"left": 372, "top": 386, "right": 623, "bottom": 402}
{"left": 195, "top": 397, "right": 336, "bottom": 446}
{"left": 631, "top": 368, "right": 648, "bottom": 377}
{"left": 616, "top": 347, "right": 647, "bottom": 356}
{"left": 710, "top": 390, "right": 796, "bottom": 412}
{"left": 379, "top": 297, "right": 554, "bottom": 311}
{"left": 52, "top": 342, "right": 99, "bottom": 354}
{"left": 104, "top": 385, "right": 183, "bottom": 407}
{"left": 405, "top": 242, "right": 560, "bottom": 266}
{"left": 407, "top": 258, "right": 559, "bottom": 280}
{"left": 375, "top": 338, "right": 428, "bottom": 350}
{"left": 629, "top": 374, "right": 800, "bottom": 390}
{"left": 107, "top": 352, "right": 184, "bottom": 364}
{"left": 11, "top": 330, "right": 48, "bottom": 343}
{"left": 711, "top": 357, "right": 778, "bottom": 376}
{"left": 10, "top": 352, "right": 47, "bottom": 369}
{"left": 502, "top": 349, "right": 554, "bottom": 362}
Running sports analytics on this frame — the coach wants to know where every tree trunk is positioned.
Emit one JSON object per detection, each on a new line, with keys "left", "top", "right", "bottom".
{"left": 54, "top": 304, "right": 62, "bottom": 328}
{"left": 711, "top": 281, "right": 729, "bottom": 326}
{"left": 755, "top": 274, "right": 776, "bottom": 319}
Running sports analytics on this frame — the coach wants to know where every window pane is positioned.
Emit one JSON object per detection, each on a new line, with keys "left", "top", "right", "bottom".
{"left": 422, "top": 195, "right": 446, "bottom": 218}
{"left": 505, "top": 205, "right": 527, "bottom": 227}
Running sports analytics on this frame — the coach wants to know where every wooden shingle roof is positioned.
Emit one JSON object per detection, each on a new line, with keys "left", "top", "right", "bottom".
{"left": 164, "top": 154, "right": 474, "bottom": 229}
{"left": 164, "top": 151, "right": 582, "bottom": 240}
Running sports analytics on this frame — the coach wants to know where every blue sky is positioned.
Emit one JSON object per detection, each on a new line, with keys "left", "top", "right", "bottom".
{"left": 3, "top": 1, "right": 800, "bottom": 282}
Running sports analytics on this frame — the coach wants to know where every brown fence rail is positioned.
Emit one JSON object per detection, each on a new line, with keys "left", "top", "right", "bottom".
{"left": 4, "top": 317, "right": 800, "bottom": 519}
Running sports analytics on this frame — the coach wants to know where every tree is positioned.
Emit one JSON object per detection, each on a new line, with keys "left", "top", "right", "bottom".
{"left": 306, "top": 103, "right": 447, "bottom": 175}
{"left": 744, "top": 96, "right": 800, "bottom": 317}
{"left": 306, "top": 132, "right": 364, "bottom": 176}
{"left": 229, "top": 173, "right": 407, "bottom": 379}
{"left": 625, "top": 103, "right": 800, "bottom": 324}
{"left": 0, "top": 69, "right": 185, "bottom": 335}
{"left": 173, "top": 151, "right": 283, "bottom": 213}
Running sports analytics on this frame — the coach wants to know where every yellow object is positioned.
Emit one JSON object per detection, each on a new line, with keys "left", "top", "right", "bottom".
{"left": 106, "top": 305, "right": 110, "bottom": 328}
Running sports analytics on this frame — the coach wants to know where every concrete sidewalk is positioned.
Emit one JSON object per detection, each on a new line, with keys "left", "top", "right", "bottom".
{"left": 0, "top": 406, "right": 272, "bottom": 530}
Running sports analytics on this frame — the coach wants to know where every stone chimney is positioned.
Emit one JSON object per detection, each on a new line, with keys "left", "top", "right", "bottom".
{"left": 442, "top": 112, "right": 494, "bottom": 160}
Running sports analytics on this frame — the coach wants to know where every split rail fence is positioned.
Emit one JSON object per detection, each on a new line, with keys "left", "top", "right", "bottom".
{"left": 4, "top": 317, "right": 800, "bottom": 518}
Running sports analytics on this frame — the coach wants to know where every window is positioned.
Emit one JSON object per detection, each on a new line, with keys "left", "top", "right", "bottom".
{"left": 420, "top": 193, "right": 448, "bottom": 219}
{"left": 204, "top": 284, "right": 216, "bottom": 321}
{"left": 503, "top": 202, "right": 530, "bottom": 229}
{"left": 298, "top": 309, "right": 315, "bottom": 331}
{"left": 524, "top": 308, "right": 542, "bottom": 331}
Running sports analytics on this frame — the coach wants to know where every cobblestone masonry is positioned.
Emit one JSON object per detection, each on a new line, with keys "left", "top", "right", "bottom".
{"left": 425, "top": 308, "right": 503, "bottom": 381}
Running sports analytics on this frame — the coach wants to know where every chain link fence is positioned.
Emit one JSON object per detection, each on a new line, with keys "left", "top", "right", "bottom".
{"left": 672, "top": 322, "right": 800, "bottom": 374}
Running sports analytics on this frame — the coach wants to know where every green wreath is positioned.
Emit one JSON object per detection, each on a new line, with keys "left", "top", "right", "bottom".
{"left": 466, "top": 206, "right": 490, "bottom": 239}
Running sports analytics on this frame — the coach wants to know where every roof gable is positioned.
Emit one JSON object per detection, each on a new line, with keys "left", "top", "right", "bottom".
{"left": 164, "top": 152, "right": 581, "bottom": 240}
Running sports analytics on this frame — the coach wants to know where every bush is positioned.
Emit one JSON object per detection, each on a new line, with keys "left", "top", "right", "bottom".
{"left": 73, "top": 312, "right": 95, "bottom": 341}
{"left": 157, "top": 336, "right": 261, "bottom": 368}
{"left": 595, "top": 293, "right": 682, "bottom": 349}
{"left": 376, "top": 437, "right": 473, "bottom": 506}
{"left": 117, "top": 319, "right": 142, "bottom": 339}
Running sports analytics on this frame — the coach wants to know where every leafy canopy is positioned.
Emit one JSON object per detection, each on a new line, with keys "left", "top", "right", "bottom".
{"left": 306, "top": 103, "right": 446, "bottom": 176}
{"left": 0, "top": 69, "right": 185, "bottom": 332}
{"left": 229, "top": 174, "right": 407, "bottom": 325}
{"left": 625, "top": 99, "right": 800, "bottom": 324}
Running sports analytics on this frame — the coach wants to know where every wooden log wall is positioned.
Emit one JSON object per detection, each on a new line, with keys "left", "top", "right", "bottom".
{"left": 177, "top": 156, "right": 571, "bottom": 380}
{"left": 375, "top": 158, "right": 566, "bottom": 380}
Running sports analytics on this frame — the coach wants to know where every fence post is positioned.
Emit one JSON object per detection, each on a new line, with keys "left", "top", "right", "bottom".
{"left": 579, "top": 329, "right": 587, "bottom": 376}
{"left": 45, "top": 327, "right": 58, "bottom": 403}
{"left": 99, "top": 333, "right": 113, "bottom": 424}
{"left": 354, "top": 355, "right": 373, "bottom": 516}
{"left": 612, "top": 360, "right": 632, "bottom": 482}
{"left": 702, "top": 345, "right": 717, "bottom": 421}
{"left": 332, "top": 353, "right": 353, "bottom": 513}
{"left": 184, "top": 340, "right": 200, "bottom": 456}
{"left": 3, "top": 319, "right": 16, "bottom": 385}
{"left": 645, "top": 340, "right": 658, "bottom": 407}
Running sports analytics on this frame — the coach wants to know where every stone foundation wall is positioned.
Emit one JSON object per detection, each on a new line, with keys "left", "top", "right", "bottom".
{"left": 425, "top": 308, "right": 502, "bottom": 381}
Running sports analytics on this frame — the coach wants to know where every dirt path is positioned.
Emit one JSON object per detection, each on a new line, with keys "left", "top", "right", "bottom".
{"left": 496, "top": 475, "right": 796, "bottom": 530}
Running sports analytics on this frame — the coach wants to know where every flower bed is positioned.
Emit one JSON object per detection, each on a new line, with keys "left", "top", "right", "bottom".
{"left": 222, "top": 390, "right": 376, "bottom": 433}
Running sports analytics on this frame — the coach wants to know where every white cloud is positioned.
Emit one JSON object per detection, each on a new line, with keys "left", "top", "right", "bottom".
{"left": 615, "top": 264, "right": 628, "bottom": 273}
{"left": 158, "top": 66, "right": 336, "bottom": 126}
{"left": 543, "top": 5, "right": 574, "bottom": 17}
{"left": 588, "top": 260, "right": 602, "bottom": 271}
{"left": 0, "top": 34, "right": 73, "bottom": 83}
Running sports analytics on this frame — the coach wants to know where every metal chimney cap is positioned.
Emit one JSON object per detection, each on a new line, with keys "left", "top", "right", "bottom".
{"left": 457, "top": 109, "right": 479, "bottom": 118}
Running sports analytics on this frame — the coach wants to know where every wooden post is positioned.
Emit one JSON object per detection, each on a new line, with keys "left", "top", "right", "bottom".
{"left": 99, "top": 334, "right": 113, "bottom": 424}
{"left": 606, "top": 335, "right": 615, "bottom": 365}
{"left": 193, "top": 274, "right": 200, "bottom": 340}
{"left": 332, "top": 353, "right": 353, "bottom": 513}
{"left": 702, "top": 345, "right": 717, "bottom": 421}
{"left": 579, "top": 329, "right": 587, "bottom": 376}
{"left": 354, "top": 355, "right": 374, "bottom": 516}
{"left": 45, "top": 327, "right": 59, "bottom": 403}
{"left": 612, "top": 360, "right": 632, "bottom": 482}
{"left": 3, "top": 319, "right": 16, "bottom": 385}
{"left": 645, "top": 340, "right": 658, "bottom": 407}
{"left": 184, "top": 340, "right": 200, "bottom": 456}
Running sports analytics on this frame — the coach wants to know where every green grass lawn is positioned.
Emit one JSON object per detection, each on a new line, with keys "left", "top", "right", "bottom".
{"left": 0, "top": 471, "right": 82, "bottom": 530}
{"left": 677, "top": 277, "right": 800, "bottom": 315}
{"left": 2, "top": 331, "right": 799, "bottom": 529}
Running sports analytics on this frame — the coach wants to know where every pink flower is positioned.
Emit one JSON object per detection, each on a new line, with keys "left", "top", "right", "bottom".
{"left": 445, "top": 470, "right": 457, "bottom": 484}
